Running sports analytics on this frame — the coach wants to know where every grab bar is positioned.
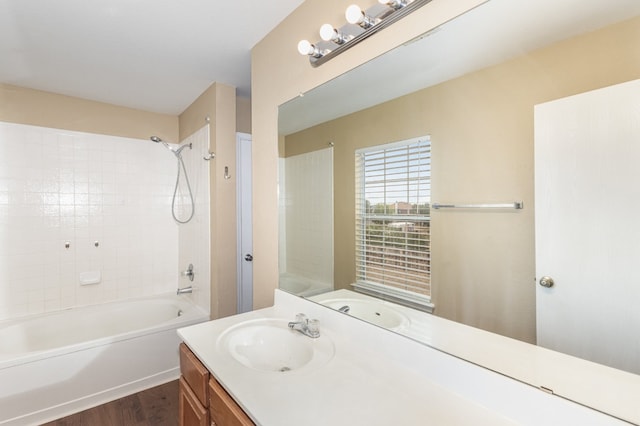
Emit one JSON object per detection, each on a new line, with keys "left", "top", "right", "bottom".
{"left": 432, "top": 202, "right": 523, "bottom": 210}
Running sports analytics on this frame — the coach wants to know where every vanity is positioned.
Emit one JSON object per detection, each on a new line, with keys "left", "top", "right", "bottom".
{"left": 178, "top": 343, "right": 254, "bottom": 426}
{"left": 177, "top": 290, "right": 630, "bottom": 425}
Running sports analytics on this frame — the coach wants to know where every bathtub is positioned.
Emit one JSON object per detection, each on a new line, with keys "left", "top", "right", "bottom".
{"left": 0, "top": 294, "right": 208, "bottom": 426}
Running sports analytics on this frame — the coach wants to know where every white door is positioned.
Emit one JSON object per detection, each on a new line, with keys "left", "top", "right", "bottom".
{"left": 236, "top": 133, "right": 253, "bottom": 313}
{"left": 534, "top": 79, "right": 640, "bottom": 374}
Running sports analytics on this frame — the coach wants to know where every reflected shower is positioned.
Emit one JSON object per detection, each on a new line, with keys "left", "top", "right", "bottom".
{"left": 150, "top": 136, "right": 195, "bottom": 224}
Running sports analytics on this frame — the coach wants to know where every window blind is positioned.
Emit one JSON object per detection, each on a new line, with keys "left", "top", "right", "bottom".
{"left": 354, "top": 136, "right": 432, "bottom": 308}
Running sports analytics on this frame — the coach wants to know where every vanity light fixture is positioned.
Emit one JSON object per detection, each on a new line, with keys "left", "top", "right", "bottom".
{"left": 297, "top": 0, "right": 433, "bottom": 67}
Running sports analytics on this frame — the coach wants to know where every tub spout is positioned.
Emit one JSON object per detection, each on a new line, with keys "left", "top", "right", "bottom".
{"left": 177, "top": 286, "right": 193, "bottom": 295}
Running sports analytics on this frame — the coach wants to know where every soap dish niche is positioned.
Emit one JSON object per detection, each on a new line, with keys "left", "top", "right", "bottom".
{"left": 80, "top": 271, "right": 101, "bottom": 286}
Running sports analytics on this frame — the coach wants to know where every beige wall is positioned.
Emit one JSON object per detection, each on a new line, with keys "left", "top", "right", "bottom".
{"left": 252, "top": 0, "right": 488, "bottom": 311}
{"left": 236, "top": 96, "right": 252, "bottom": 134}
{"left": 0, "top": 83, "right": 178, "bottom": 141}
{"left": 179, "top": 83, "right": 238, "bottom": 320}
{"left": 259, "top": 8, "right": 640, "bottom": 342}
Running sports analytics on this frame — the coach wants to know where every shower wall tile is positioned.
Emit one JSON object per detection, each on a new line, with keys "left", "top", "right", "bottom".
{"left": 0, "top": 121, "right": 190, "bottom": 321}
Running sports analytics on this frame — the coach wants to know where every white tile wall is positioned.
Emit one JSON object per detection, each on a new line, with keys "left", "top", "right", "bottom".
{"left": 0, "top": 121, "right": 210, "bottom": 320}
{"left": 279, "top": 147, "right": 334, "bottom": 286}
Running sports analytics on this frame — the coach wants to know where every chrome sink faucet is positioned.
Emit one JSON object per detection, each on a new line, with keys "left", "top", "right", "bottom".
{"left": 288, "top": 313, "right": 320, "bottom": 338}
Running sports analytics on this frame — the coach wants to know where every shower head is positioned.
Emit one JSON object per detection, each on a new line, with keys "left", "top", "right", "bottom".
{"left": 150, "top": 135, "right": 191, "bottom": 157}
{"left": 150, "top": 135, "right": 173, "bottom": 152}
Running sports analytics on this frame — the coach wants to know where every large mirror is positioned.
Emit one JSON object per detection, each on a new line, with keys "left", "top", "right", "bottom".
{"left": 278, "top": 0, "right": 640, "bottom": 421}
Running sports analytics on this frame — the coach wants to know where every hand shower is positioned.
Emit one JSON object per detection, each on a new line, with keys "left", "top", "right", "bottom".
{"left": 150, "top": 136, "right": 192, "bottom": 157}
{"left": 150, "top": 136, "right": 195, "bottom": 224}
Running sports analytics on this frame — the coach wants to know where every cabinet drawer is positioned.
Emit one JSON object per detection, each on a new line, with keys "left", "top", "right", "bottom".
{"left": 179, "top": 377, "right": 209, "bottom": 426}
{"left": 209, "top": 377, "right": 255, "bottom": 426}
{"left": 180, "top": 343, "right": 209, "bottom": 406}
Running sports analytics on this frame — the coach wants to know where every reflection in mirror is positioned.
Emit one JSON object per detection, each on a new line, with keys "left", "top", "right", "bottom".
{"left": 278, "top": 146, "right": 334, "bottom": 296}
{"left": 278, "top": 0, "right": 640, "bottom": 421}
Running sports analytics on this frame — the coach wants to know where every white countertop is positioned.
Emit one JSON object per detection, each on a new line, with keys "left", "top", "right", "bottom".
{"left": 178, "top": 290, "right": 629, "bottom": 426}
{"left": 312, "top": 289, "right": 640, "bottom": 425}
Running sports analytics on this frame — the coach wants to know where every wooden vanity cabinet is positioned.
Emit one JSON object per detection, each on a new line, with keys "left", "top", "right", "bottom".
{"left": 179, "top": 343, "right": 255, "bottom": 426}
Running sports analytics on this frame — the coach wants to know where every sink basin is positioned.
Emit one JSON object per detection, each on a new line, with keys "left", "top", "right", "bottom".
{"left": 320, "top": 298, "right": 410, "bottom": 330}
{"left": 217, "top": 318, "right": 334, "bottom": 373}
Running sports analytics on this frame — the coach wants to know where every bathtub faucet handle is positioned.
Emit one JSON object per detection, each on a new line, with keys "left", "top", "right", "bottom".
{"left": 182, "top": 264, "right": 195, "bottom": 282}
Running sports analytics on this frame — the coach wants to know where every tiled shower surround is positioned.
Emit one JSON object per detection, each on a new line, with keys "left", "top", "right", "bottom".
{"left": 0, "top": 121, "right": 210, "bottom": 320}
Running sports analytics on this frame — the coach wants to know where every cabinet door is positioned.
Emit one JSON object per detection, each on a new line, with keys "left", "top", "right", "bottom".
{"left": 209, "top": 377, "right": 254, "bottom": 426}
{"left": 179, "top": 377, "right": 209, "bottom": 426}
{"left": 180, "top": 343, "right": 210, "bottom": 405}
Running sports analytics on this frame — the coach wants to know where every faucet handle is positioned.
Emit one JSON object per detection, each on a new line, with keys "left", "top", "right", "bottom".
{"left": 295, "top": 313, "right": 308, "bottom": 323}
{"left": 307, "top": 319, "right": 320, "bottom": 337}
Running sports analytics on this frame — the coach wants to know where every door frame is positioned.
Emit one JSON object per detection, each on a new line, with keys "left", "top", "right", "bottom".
{"left": 236, "top": 132, "right": 253, "bottom": 313}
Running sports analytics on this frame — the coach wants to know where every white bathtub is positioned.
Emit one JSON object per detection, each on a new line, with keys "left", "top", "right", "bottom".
{"left": 0, "top": 294, "right": 208, "bottom": 426}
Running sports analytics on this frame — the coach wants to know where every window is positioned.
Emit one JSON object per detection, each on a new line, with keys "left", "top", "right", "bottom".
{"left": 354, "top": 136, "right": 432, "bottom": 311}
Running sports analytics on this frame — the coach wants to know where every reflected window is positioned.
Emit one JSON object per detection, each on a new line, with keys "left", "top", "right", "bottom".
{"left": 354, "top": 136, "right": 431, "bottom": 308}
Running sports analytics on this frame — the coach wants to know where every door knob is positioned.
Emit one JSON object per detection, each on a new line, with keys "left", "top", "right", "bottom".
{"left": 539, "top": 276, "right": 554, "bottom": 288}
{"left": 244, "top": 254, "right": 253, "bottom": 262}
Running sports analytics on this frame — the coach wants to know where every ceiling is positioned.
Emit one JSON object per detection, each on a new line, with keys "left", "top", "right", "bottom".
{"left": 279, "top": 0, "right": 640, "bottom": 135}
{"left": 0, "top": 0, "right": 304, "bottom": 115}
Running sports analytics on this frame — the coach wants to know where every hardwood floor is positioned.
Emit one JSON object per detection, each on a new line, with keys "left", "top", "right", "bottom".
{"left": 43, "top": 380, "right": 179, "bottom": 426}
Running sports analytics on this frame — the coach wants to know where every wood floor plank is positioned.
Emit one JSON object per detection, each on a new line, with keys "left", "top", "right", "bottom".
{"left": 117, "top": 393, "right": 148, "bottom": 425}
{"left": 42, "top": 380, "right": 178, "bottom": 426}
{"left": 138, "top": 380, "right": 179, "bottom": 426}
{"left": 86, "top": 403, "right": 123, "bottom": 426}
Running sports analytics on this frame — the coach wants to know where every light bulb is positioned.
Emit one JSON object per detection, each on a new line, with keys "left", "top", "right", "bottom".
{"left": 319, "top": 24, "right": 336, "bottom": 41}
{"left": 345, "top": 4, "right": 374, "bottom": 28}
{"left": 297, "top": 40, "right": 313, "bottom": 55}
{"left": 319, "top": 23, "right": 346, "bottom": 44}
{"left": 297, "top": 40, "right": 322, "bottom": 58}
{"left": 345, "top": 5, "right": 364, "bottom": 24}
